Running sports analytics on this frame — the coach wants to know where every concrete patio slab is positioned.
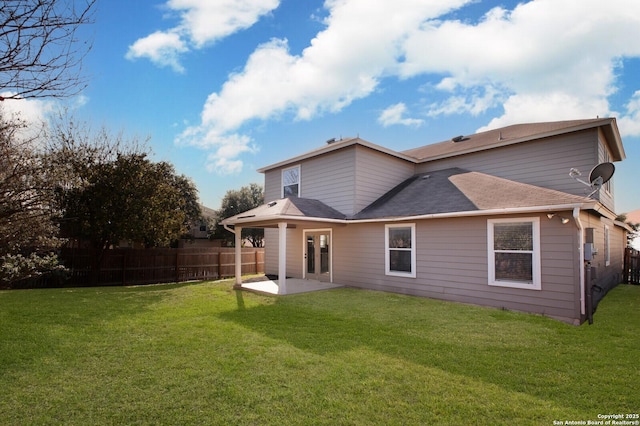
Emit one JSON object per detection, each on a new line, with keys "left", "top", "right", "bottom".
{"left": 237, "top": 278, "right": 343, "bottom": 295}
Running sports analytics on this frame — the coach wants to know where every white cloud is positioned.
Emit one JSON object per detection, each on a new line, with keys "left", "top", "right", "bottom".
{"left": 428, "top": 85, "right": 503, "bottom": 118}
{"left": 167, "top": 0, "right": 280, "bottom": 48}
{"left": 0, "top": 92, "right": 56, "bottom": 141}
{"left": 179, "top": 0, "right": 472, "bottom": 172}
{"left": 176, "top": 123, "right": 258, "bottom": 174}
{"left": 126, "top": 31, "right": 188, "bottom": 73}
{"left": 618, "top": 90, "right": 640, "bottom": 137}
{"left": 176, "top": 0, "right": 640, "bottom": 173}
{"left": 477, "top": 92, "right": 609, "bottom": 132}
{"left": 401, "top": 0, "right": 640, "bottom": 127}
{"left": 378, "top": 103, "right": 424, "bottom": 127}
{"left": 126, "top": 0, "right": 280, "bottom": 71}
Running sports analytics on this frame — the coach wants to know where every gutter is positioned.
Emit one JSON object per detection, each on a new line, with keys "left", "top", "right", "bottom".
{"left": 223, "top": 224, "right": 236, "bottom": 235}
{"left": 223, "top": 202, "right": 594, "bottom": 226}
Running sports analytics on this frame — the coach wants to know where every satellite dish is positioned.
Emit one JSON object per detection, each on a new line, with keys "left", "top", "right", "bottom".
{"left": 588, "top": 162, "right": 615, "bottom": 187}
{"left": 569, "top": 162, "right": 615, "bottom": 198}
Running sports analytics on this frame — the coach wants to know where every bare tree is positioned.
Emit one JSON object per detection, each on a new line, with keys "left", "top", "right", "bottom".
{"left": 0, "top": 109, "right": 65, "bottom": 285}
{"left": 0, "top": 0, "right": 96, "bottom": 100}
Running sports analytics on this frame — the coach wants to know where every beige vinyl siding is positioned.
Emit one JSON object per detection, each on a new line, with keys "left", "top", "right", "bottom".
{"left": 263, "top": 145, "right": 415, "bottom": 216}
{"left": 263, "top": 148, "right": 357, "bottom": 215}
{"left": 285, "top": 227, "right": 304, "bottom": 278}
{"left": 596, "top": 132, "right": 615, "bottom": 211}
{"left": 264, "top": 171, "right": 282, "bottom": 202}
{"left": 583, "top": 212, "right": 625, "bottom": 293}
{"left": 263, "top": 226, "right": 306, "bottom": 278}
{"left": 301, "top": 149, "right": 356, "bottom": 215}
{"left": 264, "top": 228, "right": 278, "bottom": 275}
{"left": 415, "top": 130, "right": 599, "bottom": 198}
{"left": 353, "top": 146, "right": 415, "bottom": 214}
{"left": 332, "top": 213, "right": 581, "bottom": 323}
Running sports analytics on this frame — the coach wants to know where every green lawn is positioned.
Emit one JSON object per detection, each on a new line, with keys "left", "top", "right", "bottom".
{"left": 1, "top": 280, "right": 638, "bottom": 425}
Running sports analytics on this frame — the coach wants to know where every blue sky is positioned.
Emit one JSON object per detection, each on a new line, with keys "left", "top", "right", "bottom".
{"left": 3, "top": 0, "right": 640, "bottom": 214}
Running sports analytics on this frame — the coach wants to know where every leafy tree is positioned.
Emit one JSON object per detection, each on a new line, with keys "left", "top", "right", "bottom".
{"left": 57, "top": 152, "right": 201, "bottom": 250}
{"left": 617, "top": 213, "right": 639, "bottom": 249}
{"left": 0, "top": 0, "right": 96, "bottom": 99}
{"left": 215, "top": 183, "right": 264, "bottom": 247}
{"left": 44, "top": 117, "right": 201, "bottom": 282}
{"left": 0, "top": 109, "right": 65, "bottom": 285}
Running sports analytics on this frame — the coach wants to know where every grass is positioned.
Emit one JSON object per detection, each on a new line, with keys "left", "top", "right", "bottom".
{"left": 0, "top": 280, "right": 638, "bottom": 425}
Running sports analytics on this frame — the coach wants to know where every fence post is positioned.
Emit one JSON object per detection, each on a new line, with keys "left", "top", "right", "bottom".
{"left": 625, "top": 248, "right": 629, "bottom": 284}
{"left": 175, "top": 249, "right": 180, "bottom": 283}
{"left": 253, "top": 248, "right": 258, "bottom": 274}
{"left": 122, "top": 251, "right": 126, "bottom": 286}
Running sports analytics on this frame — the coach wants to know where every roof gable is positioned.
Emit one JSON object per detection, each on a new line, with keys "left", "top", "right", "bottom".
{"left": 257, "top": 137, "right": 415, "bottom": 173}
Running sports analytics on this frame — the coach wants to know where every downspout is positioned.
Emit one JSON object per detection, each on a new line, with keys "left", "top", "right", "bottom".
{"left": 223, "top": 224, "right": 235, "bottom": 235}
{"left": 572, "top": 207, "right": 586, "bottom": 319}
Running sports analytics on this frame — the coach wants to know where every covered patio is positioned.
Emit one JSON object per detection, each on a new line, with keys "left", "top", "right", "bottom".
{"left": 222, "top": 197, "right": 347, "bottom": 295}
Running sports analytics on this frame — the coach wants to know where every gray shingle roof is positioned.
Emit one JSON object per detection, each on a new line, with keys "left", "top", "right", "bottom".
{"left": 224, "top": 169, "right": 593, "bottom": 225}
{"left": 223, "top": 197, "right": 346, "bottom": 224}
{"left": 285, "top": 197, "right": 347, "bottom": 219}
{"left": 402, "top": 118, "right": 617, "bottom": 161}
{"left": 353, "top": 168, "right": 591, "bottom": 220}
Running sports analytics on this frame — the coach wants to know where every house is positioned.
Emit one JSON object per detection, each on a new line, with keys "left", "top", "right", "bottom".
{"left": 625, "top": 209, "right": 640, "bottom": 250}
{"left": 179, "top": 204, "right": 220, "bottom": 247}
{"left": 222, "top": 118, "right": 629, "bottom": 324}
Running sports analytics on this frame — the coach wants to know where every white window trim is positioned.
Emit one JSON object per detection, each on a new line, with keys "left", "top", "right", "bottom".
{"left": 385, "top": 223, "right": 416, "bottom": 278}
{"left": 604, "top": 224, "right": 610, "bottom": 266}
{"left": 281, "top": 165, "right": 300, "bottom": 198}
{"left": 487, "top": 217, "right": 541, "bottom": 290}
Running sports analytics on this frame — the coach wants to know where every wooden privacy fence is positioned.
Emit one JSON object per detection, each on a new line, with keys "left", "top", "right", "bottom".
{"left": 624, "top": 248, "right": 640, "bottom": 285}
{"left": 60, "top": 247, "right": 264, "bottom": 287}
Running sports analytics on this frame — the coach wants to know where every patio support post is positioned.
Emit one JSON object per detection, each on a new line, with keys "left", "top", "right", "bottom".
{"left": 235, "top": 226, "right": 242, "bottom": 285}
{"left": 278, "top": 222, "right": 287, "bottom": 294}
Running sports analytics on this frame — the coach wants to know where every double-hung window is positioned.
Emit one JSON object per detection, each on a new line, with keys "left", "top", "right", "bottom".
{"left": 488, "top": 218, "right": 541, "bottom": 290}
{"left": 282, "top": 165, "right": 300, "bottom": 198}
{"left": 385, "top": 224, "right": 416, "bottom": 278}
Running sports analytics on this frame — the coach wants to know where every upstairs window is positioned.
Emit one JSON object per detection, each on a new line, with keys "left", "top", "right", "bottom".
{"left": 282, "top": 165, "right": 300, "bottom": 198}
{"left": 602, "top": 148, "right": 613, "bottom": 194}
{"left": 488, "top": 218, "right": 541, "bottom": 290}
{"left": 385, "top": 224, "right": 416, "bottom": 278}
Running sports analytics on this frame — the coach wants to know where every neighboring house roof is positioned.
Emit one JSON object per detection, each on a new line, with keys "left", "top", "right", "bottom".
{"left": 223, "top": 169, "right": 597, "bottom": 226}
{"left": 402, "top": 118, "right": 625, "bottom": 162}
{"left": 353, "top": 168, "right": 592, "bottom": 219}
{"left": 199, "top": 204, "right": 217, "bottom": 218}
{"left": 626, "top": 209, "right": 640, "bottom": 225}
